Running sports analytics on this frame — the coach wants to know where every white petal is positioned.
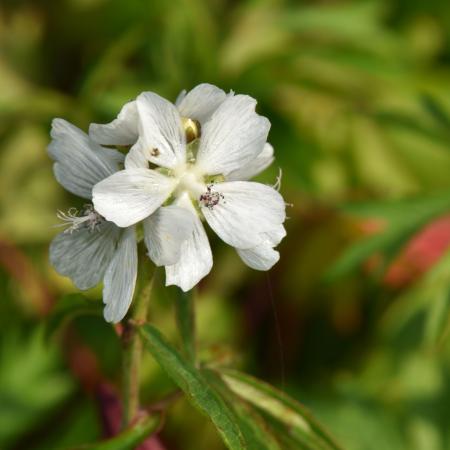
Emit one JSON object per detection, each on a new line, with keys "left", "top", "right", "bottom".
{"left": 175, "top": 89, "right": 187, "bottom": 106}
{"left": 89, "top": 101, "right": 139, "bottom": 146}
{"left": 123, "top": 144, "right": 149, "bottom": 169}
{"left": 176, "top": 83, "right": 227, "bottom": 124}
{"left": 195, "top": 95, "right": 270, "bottom": 176}
{"left": 165, "top": 193, "right": 213, "bottom": 291}
{"left": 237, "top": 244, "right": 279, "bottom": 271}
{"left": 49, "top": 222, "right": 120, "bottom": 290}
{"left": 103, "top": 227, "right": 137, "bottom": 323}
{"left": 48, "top": 119, "right": 123, "bottom": 199}
{"left": 201, "top": 181, "right": 286, "bottom": 249}
{"left": 226, "top": 143, "right": 274, "bottom": 181}
{"left": 125, "top": 92, "right": 186, "bottom": 169}
{"left": 265, "top": 225, "right": 287, "bottom": 246}
{"left": 144, "top": 205, "right": 196, "bottom": 266}
{"left": 236, "top": 225, "right": 286, "bottom": 271}
{"left": 92, "top": 168, "right": 176, "bottom": 227}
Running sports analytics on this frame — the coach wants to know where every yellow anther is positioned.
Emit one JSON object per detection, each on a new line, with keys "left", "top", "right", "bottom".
{"left": 182, "top": 117, "right": 201, "bottom": 143}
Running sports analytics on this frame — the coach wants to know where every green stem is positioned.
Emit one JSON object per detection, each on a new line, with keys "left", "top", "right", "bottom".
{"left": 122, "top": 263, "right": 156, "bottom": 428}
{"left": 174, "top": 288, "right": 196, "bottom": 364}
{"left": 70, "top": 413, "right": 161, "bottom": 450}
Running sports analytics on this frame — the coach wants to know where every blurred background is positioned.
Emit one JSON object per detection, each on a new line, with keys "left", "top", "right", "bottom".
{"left": 1, "top": 0, "right": 450, "bottom": 448}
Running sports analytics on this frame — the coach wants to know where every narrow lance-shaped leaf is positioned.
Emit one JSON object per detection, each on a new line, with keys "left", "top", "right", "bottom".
{"left": 203, "top": 369, "right": 283, "bottom": 450}
{"left": 340, "top": 190, "right": 450, "bottom": 220}
{"left": 219, "top": 369, "right": 343, "bottom": 450}
{"left": 382, "top": 248, "right": 450, "bottom": 347}
{"left": 174, "top": 288, "right": 196, "bottom": 363}
{"left": 420, "top": 94, "right": 450, "bottom": 131}
{"left": 424, "top": 288, "right": 450, "bottom": 347}
{"left": 139, "top": 324, "right": 245, "bottom": 450}
{"left": 326, "top": 191, "right": 450, "bottom": 280}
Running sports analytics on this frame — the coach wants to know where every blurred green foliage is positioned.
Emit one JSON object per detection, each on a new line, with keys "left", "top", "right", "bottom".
{"left": 2, "top": 0, "right": 450, "bottom": 448}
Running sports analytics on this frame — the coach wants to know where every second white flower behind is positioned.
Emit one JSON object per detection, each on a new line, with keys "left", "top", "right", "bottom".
{"left": 91, "top": 84, "right": 287, "bottom": 291}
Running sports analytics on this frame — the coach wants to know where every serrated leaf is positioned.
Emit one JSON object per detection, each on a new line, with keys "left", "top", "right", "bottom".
{"left": 67, "top": 412, "right": 161, "bottom": 450}
{"left": 45, "top": 294, "right": 103, "bottom": 338}
{"left": 219, "top": 370, "right": 342, "bottom": 450}
{"left": 139, "top": 324, "right": 245, "bottom": 450}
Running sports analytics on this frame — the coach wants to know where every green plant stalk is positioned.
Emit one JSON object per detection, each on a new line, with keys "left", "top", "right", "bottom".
{"left": 69, "top": 412, "right": 161, "bottom": 450}
{"left": 122, "top": 262, "right": 156, "bottom": 428}
{"left": 174, "top": 288, "right": 196, "bottom": 364}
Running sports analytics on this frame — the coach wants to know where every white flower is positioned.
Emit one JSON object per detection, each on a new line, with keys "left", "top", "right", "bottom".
{"left": 89, "top": 83, "right": 228, "bottom": 147}
{"left": 91, "top": 84, "right": 286, "bottom": 291}
{"left": 48, "top": 119, "right": 139, "bottom": 323}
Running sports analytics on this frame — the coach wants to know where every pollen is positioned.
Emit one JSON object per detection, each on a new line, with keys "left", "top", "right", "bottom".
{"left": 199, "top": 185, "right": 224, "bottom": 210}
{"left": 181, "top": 117, "right": 201, "bottom": 143}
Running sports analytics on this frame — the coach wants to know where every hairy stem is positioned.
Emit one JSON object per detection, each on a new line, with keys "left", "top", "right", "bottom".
{"left": 122, "top": 263, "right": 156, "bottom": 428}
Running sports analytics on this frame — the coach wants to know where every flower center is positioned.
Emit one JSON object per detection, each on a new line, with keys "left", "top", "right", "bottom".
{"left": 173, "top": 164, "right": 205, "bottom": 198}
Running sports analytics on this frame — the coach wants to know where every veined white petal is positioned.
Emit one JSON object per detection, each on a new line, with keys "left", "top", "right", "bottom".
{"left": 144, "top": 205, "right": 196, "bottom": 266}
{"left": 92, "top": 168, "right": 176, "bottom": 227}
{"left": 126, "top": 92, "right": 186, "bottom": 169}
{"left": 49, "top": 221, "right": 120, "bottom": 290}
{"left": 237, "top": 244, "right": 279, "bottom": 271}
{"left": 201, "top": 181, "right": 286, "bottom": 249}
{"left": 89, "top": 101, "right": 139, "bottom": 146}
{"left": 196, "top": 95, "right": 270, "bottom": 176}
{"left": 103, "top": 227, "right": 137, "bottom": 323}
{"left": 236, "top": 225, "right": 286, "bottom": 271}
{"left": 48, "top": 119, "right": 123, "bottom": 199}
{"left": 124, "top": 145, "right": 149, "bottom": 169}
{"left": 176, "top": 83, "right": 227, "bottom": 124}
{"left": 226, "top": 143, "right": 274, "bottom": 181}
{"left": 165, "top": 193, "right": 213, "bottom": 291}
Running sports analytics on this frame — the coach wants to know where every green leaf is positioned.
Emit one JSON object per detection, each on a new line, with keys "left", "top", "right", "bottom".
{"left": 219, "top": 370, "right": 342, "bottom": 450}
{"left": 67, "top": 413, "right": 161, "bottom": 450}
{"left": 375, "top": 111, "right": 450, "bottom": 146}
{"left": 231, "top": 402, "right": 283, "bottom": 450}
{"left": 324, "top": 228, "right": 405, "bottom": 281}
{"left": 203, "top": 369, "right": 283, "bottom": 450}
{"left": 326, "top": 191, "right": 450, "bottom": 280}
{"left": 424, "top": 288, "right": 450, "bottom": 346}
{"left": 383, "top": 248, "right": 450, "bottom": 348}
{"left": 174, "top": 288, "right": 196, "bottom": 363}
{"left": 341, "top": 190, "right": 450, "bottom": 221}
{"left": 0, "top": 328, "right": 74, "bottom": 448}
{"left": 139, "top": 324, "right": 245, "bottom": 450}
{"left": 420, "top": 95, "right": 450, "bottom": 131}
{"left": 45, "top": 294, "right": 103, "bottom": 338}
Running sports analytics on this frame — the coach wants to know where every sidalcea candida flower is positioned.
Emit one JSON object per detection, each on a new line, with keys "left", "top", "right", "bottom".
{"left": 90, "top": 84, "right": 287, "bottom": 292}
{"left": 48, "top": 119, "right": 194, "bottom": 323}
{"left": 89, "top": 83, "right": 229, "bottom": 148}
